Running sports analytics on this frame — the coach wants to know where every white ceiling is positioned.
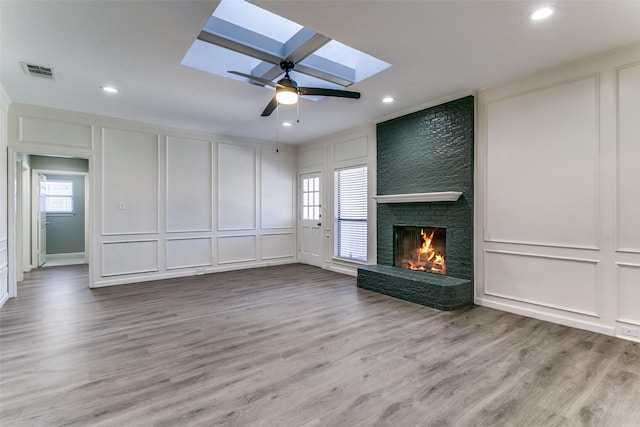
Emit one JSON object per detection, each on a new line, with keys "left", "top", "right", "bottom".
{"left": 2, "top": 0, "right": 639, "bottom": 145}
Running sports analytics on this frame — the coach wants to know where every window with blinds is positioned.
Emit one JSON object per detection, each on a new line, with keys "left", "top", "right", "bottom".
{"left": 43, "top": 180, "right": 74, "bottom": 213}
{"left": 334, "top": 166, "right": 367, "bottom": 261}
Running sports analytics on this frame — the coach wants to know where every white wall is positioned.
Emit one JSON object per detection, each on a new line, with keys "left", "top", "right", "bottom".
{"left": 476, "top": 44, "right": 640, "bottom": 342}
{"left": 298, "top": 124, "right": 377, "bottom": 276}
{"left": 0, "top": 85, "right": 10, "bottom": 307}
{"left": 7, "top": 104, "right": 297, "bottom": 289}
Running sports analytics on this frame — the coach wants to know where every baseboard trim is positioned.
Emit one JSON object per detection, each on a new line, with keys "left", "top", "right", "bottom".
{"left": 326, "top": 263, "right": 358, "bottom": 277}
{"left": 0, "top": 292, "right": 9, "bottom": 309}
{"left": 46, "top": 252, "right": 84, "bottom": 259}
{"left": 91, "top": 258, "right": 297, "bottom": 288}
{"left": 476, "top": 297, "right": 616, "bottom": 337}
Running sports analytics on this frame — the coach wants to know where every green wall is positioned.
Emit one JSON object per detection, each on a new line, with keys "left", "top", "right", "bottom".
{"left": 376, "top": 96, "right": 474, "bottom": 280}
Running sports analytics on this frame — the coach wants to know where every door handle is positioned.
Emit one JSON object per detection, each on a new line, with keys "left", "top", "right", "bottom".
{"left": 44, "top": 222, "right": 51, "bottom": 225}
{"left": 317, "top": 223, "right": 322, "bottom": 227}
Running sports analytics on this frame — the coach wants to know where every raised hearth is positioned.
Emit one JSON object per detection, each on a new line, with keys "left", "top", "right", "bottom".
{"left": 357, "top": 265, "right": 472, "bottom": 311}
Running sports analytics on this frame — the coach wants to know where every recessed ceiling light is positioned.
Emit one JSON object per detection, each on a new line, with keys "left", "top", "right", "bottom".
{"left": 530, "top": 6, "right": 555, "bottom": 21}
{"left": 100, "top": 85, "right": 118, "bottom": 93}
{"left": 282, "top": 121, "right": 292, "bottom": 127}
{"left": 382, "top": 96, "right": 395, "bottom": 103}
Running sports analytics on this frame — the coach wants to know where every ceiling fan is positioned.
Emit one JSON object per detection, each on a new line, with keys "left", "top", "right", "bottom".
{"left": 228, "top": 61, "right": 361, "bottom": 117}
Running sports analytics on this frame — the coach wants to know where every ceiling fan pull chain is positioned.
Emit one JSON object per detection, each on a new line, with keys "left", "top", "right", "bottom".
{"left": 297, "top": 101, "right": 300, "bottom": 123}
{"left": 276, "top": 102, "right": 280, "bottom": 153}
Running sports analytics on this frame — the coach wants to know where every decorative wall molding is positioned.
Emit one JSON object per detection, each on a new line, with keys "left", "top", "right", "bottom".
{"left": 166, "top": 237, "right": 212, "bottom": 270}
{"left": 101, "top": 239, "right": 159, "bottom": 277}
{"left": 261, "top": 233, "right": 295, "bottom": 260}
{"left": 217, "top": 143, "right": 256, "bottom": 231}
{"left": 483, "top": 75, "right": 600, "bottom": 250}
{"left": 484, "top": 249, "right": 600, "bottom": 318}
{"left": 218, "top": 235, "right": 257, "bottom": 264}
{"left": 615, "top": 262, "right": 640, "bottom": 326}
{"left": 616, "top": 61, "right": 640, "bottom": 252}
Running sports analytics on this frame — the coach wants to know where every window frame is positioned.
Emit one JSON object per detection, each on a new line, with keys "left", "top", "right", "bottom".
{"left": 43, "top": 179, "right": 75, "bottom": 214}
{"left": 334, "top": 165, "right": 368, "bottom": 263}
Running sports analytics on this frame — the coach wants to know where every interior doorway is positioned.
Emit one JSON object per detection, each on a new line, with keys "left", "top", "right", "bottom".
{"left": 11, "top": 152, "right": 91, "bottom": 297}
{"left": 32, "top": 169, "right": 88, "bottom": 268}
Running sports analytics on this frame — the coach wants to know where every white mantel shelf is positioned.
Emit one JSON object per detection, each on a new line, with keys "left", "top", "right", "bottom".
{"left": 372, "top": 191, "right": 462, "bottom": 204}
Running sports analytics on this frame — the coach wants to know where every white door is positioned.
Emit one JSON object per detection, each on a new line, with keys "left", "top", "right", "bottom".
{"left": 37, "top": 174, "right": 47, "bottom": 267}
{"left": 299, "top": 172, "right": 323, "bottom": 267}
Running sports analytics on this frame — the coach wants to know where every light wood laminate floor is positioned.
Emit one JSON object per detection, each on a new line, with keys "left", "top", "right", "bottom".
{"left": 1, "top": 264, "right": 639, "bottom": 426}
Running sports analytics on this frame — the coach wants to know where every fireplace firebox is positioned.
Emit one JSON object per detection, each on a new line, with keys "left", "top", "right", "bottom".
{"left": 393, "top": 226, "right": 446, "bottom": 275}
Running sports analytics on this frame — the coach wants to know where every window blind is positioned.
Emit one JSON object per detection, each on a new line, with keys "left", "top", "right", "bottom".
{"left": 44, "top": 180, "right": 74, "bottom": 213}
{"left": 335, "top": 166, "right": 367, "bottom": 261}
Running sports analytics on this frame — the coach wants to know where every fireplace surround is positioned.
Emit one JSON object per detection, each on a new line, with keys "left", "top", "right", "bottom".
{"left": 357, "top": 95, "right": 474, "bottom": 310}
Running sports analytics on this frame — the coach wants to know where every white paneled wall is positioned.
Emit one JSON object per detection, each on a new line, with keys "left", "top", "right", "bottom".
{"left": 0, "top": 86, "right": 8, "bottom": 306}
{"left": 261, "top": 149, "right": 295, "bottom": 229}
{"left": 166, "top": 137, "right": 212, "bottom": 233}
{"left": 102, "top": 128, "right": 159, "bottom": 235}
{"left": 484, "top": 251, "right": 599, "bottom": 317}
{"left": 298, "top": 125, "right": 377, "bottom": 276}
{"left": 218, "top": 143, "right": 256, "bottom": 231}
{"left": 19, "top": 116, "right": 92, "bottom": 149}
{"left": 617, "top": 62, "right": 640, "bottom": 252}
{"left": 166, "top": 237, "right": 212, "bottom": 270}
{"left": 218, "top": 235, "right": 256, "bottom": 264}
{"left": 477, "top": 45, "right": 640, "bottom": 341}
{"left": 102, "top": 240, "right": 159, "bottom": 276}
{"left": 7, "top": 104, "right": 297, "bottom": 289}
{"left": 485, "top": 77, "right": 599, "bottom": 249}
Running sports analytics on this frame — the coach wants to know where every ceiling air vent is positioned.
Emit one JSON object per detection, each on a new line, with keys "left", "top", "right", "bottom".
{"left": 20, "top": 62, "right": 56, "bottom": 80}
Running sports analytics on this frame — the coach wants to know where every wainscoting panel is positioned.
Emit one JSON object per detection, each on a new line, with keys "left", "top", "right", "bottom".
{"left": 299, "top": 146, "right": 324, "bottom": 170}
{"left": 617, "top": 62, "right": 640, "bottom": 252}
{"left": 19, "top": 116, "right": 92, "bottom": 148}
{"left": 166, "top": 237, "right": 212, "bottom": 270}
{"left": 0, "top": 239, "right": 7, "bottom": 301}
{"left": 166, "top": 137, "right": 212, "bottom": 233}
{"left": 218, "top": 144, "right": 256, "bottom": 231}
{"left": 485, "top": 76, "right": 599, "bottom": 249}
{"left": 0, "top": 238, "right": 7, "bottom": 270}
{"left": 334, "top": 136, "right": 368, "bottom": 163}
{"left": 261, "top": 149, "right": 294, "bottom": 229}
{"left": 102, "top": 240, "right": 159, "bottom": 276}
{"left": 261, "top": 233, "right": 295, "bottom": 260}
{"left": 102, "top": 128, "right": 158, "bottom": 235}
{"left": 218, "top": 235, "right": 257, "bottom": 264}
{"left": 484, "top": 250, "right": 599, "bottom": 317}
{"left": 616, "top": 263, "right": 640, "bottom": 325}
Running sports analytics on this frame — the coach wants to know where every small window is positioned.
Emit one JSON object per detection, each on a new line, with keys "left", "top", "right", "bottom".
{"left": 335, "top": 166, "right": 367, "bottom": 262}
{"left": 302, "top": 176, "right": 321, "bottom": 220}
{"left": 43, "top": 180, "right": 74, "bottom": 213}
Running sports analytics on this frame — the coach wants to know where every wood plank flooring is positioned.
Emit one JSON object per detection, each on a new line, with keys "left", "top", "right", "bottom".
{"left": 1, "top": 264, "right": 639, "bottom": 426}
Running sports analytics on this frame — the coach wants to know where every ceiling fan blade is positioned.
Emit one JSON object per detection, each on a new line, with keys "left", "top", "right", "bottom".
{"left": 261, "top": 96, "right": 278, "bottom": 117}
{"left": 298, "top": 87, "right": 361, "bottom": 99}
{"left": 228, "top": 71, "right": 277, "bottom": 88}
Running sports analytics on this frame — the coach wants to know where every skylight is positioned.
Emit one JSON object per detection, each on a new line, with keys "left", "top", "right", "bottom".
{"left": 181, "top": 0, "right": 390, "bottom": 96}
{"left": 212, "top": 0, "right": 302, "bottom": 43}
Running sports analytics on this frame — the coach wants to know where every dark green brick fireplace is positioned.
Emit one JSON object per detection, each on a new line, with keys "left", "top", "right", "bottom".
{"left": 357, "top": 95, "right": 474, "bottom": 310}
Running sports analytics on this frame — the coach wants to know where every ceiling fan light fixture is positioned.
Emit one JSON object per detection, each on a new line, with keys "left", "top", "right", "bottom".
{"left": 276, "top": 86, "right": 298, "bottom": 105}
{"left": 530, "top": 6, "right": 555, "bottom": 21}
{"left": 100, "top": 85, "right": 118, "bottom": 94}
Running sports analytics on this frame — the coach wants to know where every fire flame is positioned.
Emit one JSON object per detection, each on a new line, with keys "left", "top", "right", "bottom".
{"left": 407, "top": 229, "right": 446, "bottom": 274}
